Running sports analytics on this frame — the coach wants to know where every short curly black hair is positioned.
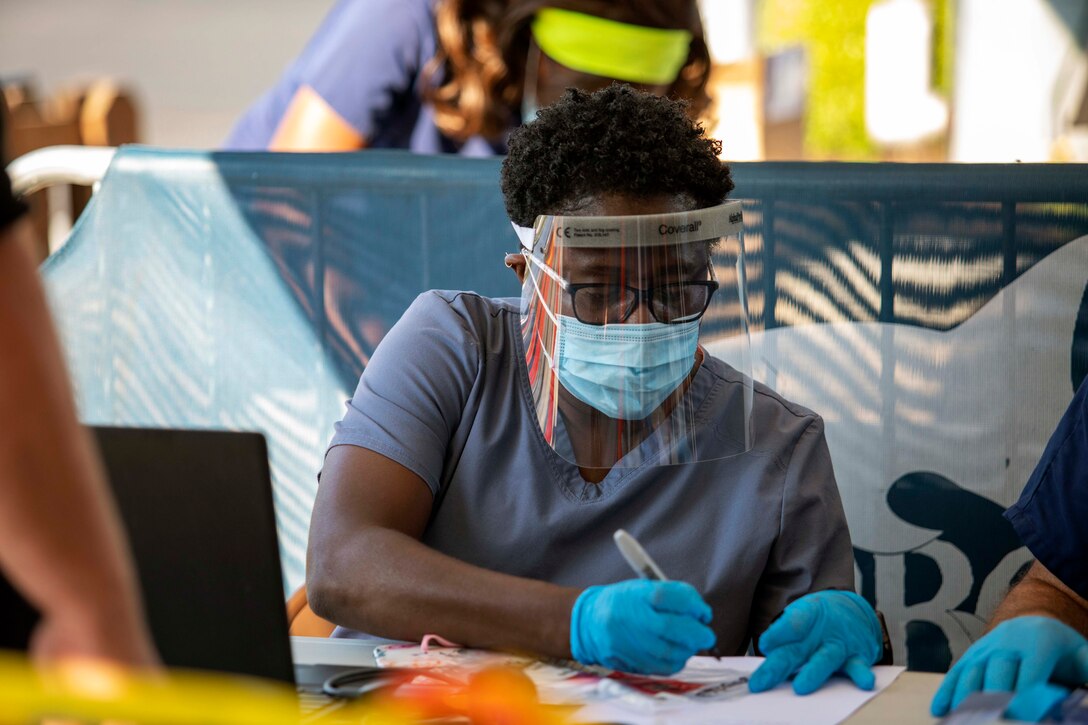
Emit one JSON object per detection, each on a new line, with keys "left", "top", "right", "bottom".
{"left": 501, "top": 85, "right": 733, "bottom": 226}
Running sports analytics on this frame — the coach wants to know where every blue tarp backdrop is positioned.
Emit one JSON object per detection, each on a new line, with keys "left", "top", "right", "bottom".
{"left": 41, "top": 148, "right": 1088, "bottom": 671}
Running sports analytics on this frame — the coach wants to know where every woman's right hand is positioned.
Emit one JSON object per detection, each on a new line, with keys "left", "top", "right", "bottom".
{"left": 569, "top": 579, "right": 716, "bottom": 675}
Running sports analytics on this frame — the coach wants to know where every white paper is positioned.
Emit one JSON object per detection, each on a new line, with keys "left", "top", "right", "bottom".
{"left": 290, "top": 635, "right": 386, "bottom": 667}
{"left": 571, "top": 657, "right": 905, "bottom": 725}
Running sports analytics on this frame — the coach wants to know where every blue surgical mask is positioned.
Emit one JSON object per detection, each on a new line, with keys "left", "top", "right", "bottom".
{"left": 556, "top": 315, "right": 700, "bottom": 420}
{"left": 521, "top": 97, "right": 539, "bottom": 125}
{"left": 521, "top": 43, "right": 541, "bottom": 124}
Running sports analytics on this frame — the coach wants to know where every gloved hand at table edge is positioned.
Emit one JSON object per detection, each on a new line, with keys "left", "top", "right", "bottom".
{"left": 748, "top": 590, "right": 882, "bottom": 695}
{"left": 930, "top": 615, "right": 1088, "bottom": 719}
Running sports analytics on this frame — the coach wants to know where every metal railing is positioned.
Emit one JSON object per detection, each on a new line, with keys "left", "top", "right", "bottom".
{"left": 7, "top": 145, "right": 117, "bottom": 253}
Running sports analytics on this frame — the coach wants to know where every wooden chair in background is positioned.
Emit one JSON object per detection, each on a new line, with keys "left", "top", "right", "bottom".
{"left": 3, "top": 78, "right": 140, "bottom": 261}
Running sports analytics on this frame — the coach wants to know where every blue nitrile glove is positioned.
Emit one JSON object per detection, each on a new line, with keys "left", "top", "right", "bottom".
{"left": 748, "top": 590, "right": 882, "bottom": 695}
{"left": 570, "top": 580, "right": 716, "bottom": 675}
{"left": 1006, "top": 682, "right": 1072, "bottom": 723}
{"left": 930, "top": 616, "right": 1088, "bottom": 718}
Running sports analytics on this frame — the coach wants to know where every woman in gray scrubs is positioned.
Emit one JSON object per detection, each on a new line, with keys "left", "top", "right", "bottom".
{"left": 309, "top": 85, "right": 883, "bottom": 693}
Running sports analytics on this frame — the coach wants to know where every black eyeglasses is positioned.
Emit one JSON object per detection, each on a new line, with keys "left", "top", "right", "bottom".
{"left": 568, "top": 281, "right": 720, "bottom": 325}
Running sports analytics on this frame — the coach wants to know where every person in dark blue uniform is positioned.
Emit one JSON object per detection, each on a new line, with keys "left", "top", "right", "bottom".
{"left": 933, "top": 379, "right": 1088, "bottom": 721}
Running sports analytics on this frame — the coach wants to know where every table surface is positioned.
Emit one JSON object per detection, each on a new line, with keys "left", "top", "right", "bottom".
{"left": 845, "top": 671, "right": 941, "bottom": 724}
{"left": 291, "top": 637, "right": 945, "bottom": 723}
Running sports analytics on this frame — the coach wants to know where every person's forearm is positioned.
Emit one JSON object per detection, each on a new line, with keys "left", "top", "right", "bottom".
{"left": 307, "top": 524, "right": 580, "bottom": 658}
{"left": 269, "top": 85, "right": 367, "bottom": 151}
{"left": 0, "top": 227, "right": 148, "bottom": 645}
{"left": 990, "top": 563, "right": 1088, "bottom": 636}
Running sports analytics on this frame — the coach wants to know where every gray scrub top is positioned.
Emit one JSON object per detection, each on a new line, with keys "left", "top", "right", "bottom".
{"left": 326, "top": 291, "right": 854, "bottom": 654}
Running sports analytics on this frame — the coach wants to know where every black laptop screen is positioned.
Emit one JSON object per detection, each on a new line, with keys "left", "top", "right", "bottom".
{"left": 91, "top": 426, "right": 295, "bottom": 684}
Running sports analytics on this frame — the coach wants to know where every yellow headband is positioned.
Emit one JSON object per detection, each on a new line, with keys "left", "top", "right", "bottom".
{"left": 530, "top": 8, "right": 692, "bottom": 86}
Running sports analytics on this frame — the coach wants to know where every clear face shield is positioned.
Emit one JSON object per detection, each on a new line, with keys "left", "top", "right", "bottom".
{"left": 514, "top": 201, "right": 754, "bottom": 469}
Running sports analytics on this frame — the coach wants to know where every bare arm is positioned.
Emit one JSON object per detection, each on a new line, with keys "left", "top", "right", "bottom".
{"left": 269, "top": 85, "right": 367, "bottom": 151}
{"left": 0, "top": 221, "right": 156, "bottom": 665}
{"left": 991, "top": 561, "right": 1088, "bottom": 636}
{"left": 306, "top": 445, "right": 579, "bottom": 657}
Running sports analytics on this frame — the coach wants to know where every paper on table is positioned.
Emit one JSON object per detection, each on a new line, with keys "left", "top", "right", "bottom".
{"left": 291, "top": 635, "right": 386, "bottom": 667}
{"left": 572, "top": 656, "right": 905, "bottom": 725}
{"left": 370, "top": 643, "right": 751, "bottom": 705}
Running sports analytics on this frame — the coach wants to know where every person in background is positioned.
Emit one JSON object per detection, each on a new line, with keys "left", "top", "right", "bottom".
{"left": 307, "top": 85, "right": 884, "bottom": 693}
{"left": 0, "top": 114, "right": 157, "bottom": 667}
{"left": 932, "top": 379, "right": 1088, "bottom": 722}
{"left": 225, "top": 0, "right": 711, "bottom": 154}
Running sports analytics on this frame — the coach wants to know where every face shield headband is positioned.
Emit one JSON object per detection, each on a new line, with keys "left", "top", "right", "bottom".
{"left": 512, "top": 201, "right": 752, "bottom": 469}
{"left": 512, "top": 200, "right": 744, "bottom": 256}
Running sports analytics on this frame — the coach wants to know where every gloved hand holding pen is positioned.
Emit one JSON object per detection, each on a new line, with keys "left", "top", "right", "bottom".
{"left": 569, "top": 579, "right": 717, "bottom": 675}
{"left": 748, "top": 590, "right": 883, "bottom": 695}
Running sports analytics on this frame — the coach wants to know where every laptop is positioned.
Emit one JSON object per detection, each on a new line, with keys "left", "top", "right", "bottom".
{"left": 90, "top": 426, "right": 379, "bottom": 703}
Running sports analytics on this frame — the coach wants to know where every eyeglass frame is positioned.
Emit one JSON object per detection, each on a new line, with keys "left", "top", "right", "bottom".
{"left": 522, "top": 251, "right": 720, "bottom": 325}
{"left": 566, "top": 280, "right": 720, "bottom": 325}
